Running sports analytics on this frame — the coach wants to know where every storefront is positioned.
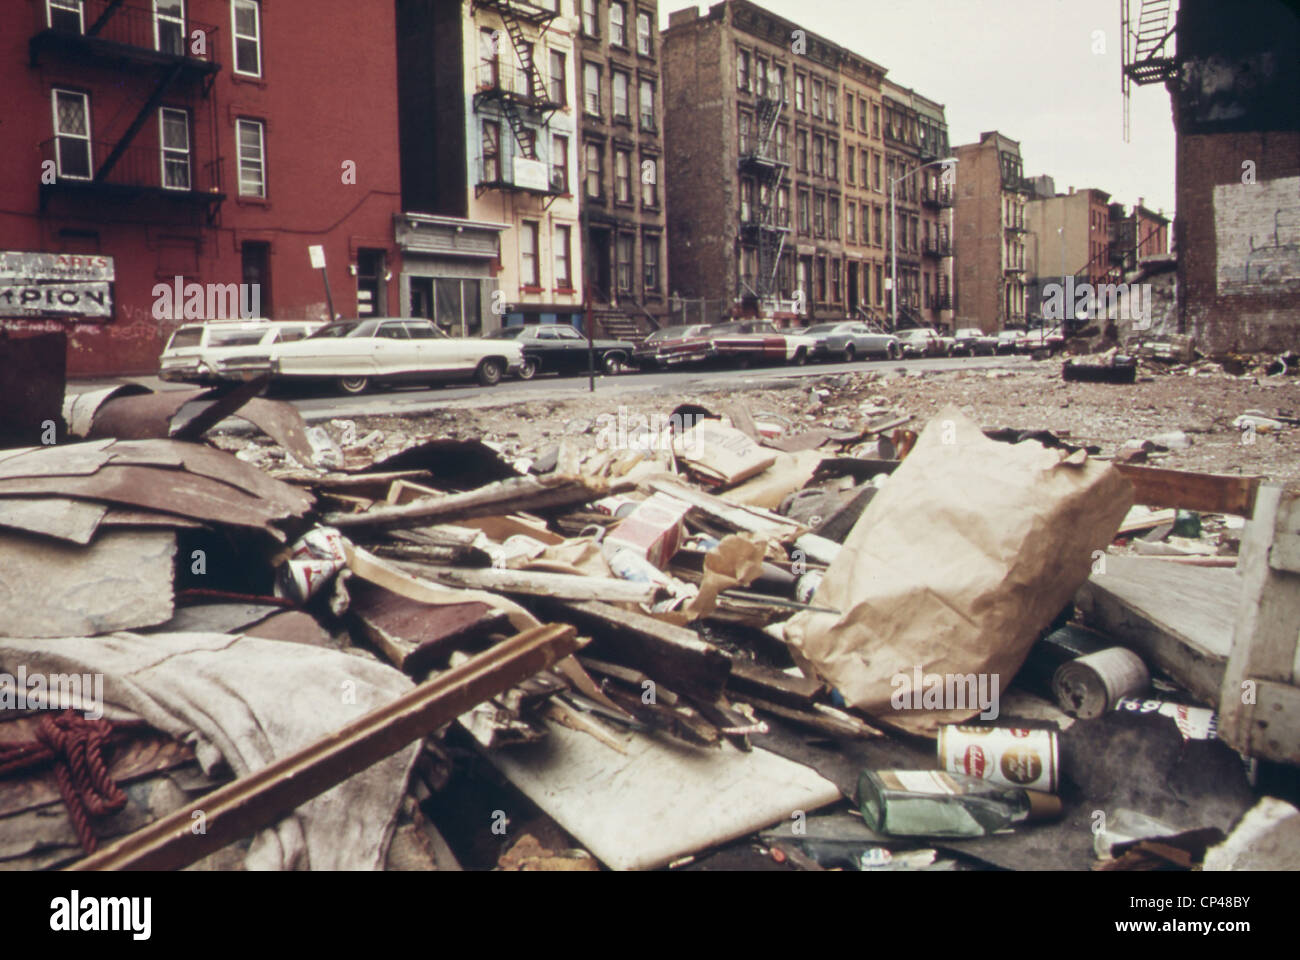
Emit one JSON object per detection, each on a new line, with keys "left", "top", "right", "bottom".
{"left": 395, "top": 213, "right": 506, "bottom": 337}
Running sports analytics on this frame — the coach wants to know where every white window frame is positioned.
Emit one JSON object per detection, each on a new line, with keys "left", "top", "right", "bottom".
{"left": 583, "top": 62, "right": 601, "bottom": 116}
{"left": 638, "top": 78, "right": 654, "bottom": 131}
{"left": 582, "top": 0, "right": 598, "bottom": 37}
{"left": 231, "top": 0, "right": 262, "bottom": 77}
{"left": 51, "top": 88, "right": 92, "bottom": 181}
{"left": 520, "top": 221, "right": 540, "bottom": 288}
{"left": 636, "top": 11, "right": 652, "bottom": 55}
{"left": 158, "top": 107, "right": 191, "bottom": 190}
{"left": 154, "top": 0, "right": 186, "bottom": 56}
{"left": 46, "top": 0, "right": 84, "bottom": 32}
{"left": 236, "top": 117, "right": 266, "bottom": 197}
{"left": 612, "top": 70, "right": 629, "bottom": 120}
{"left": 554, "top": 224, "right": 572, "bottom": 289}
{"left": 609, "top": 2, "right": 625, "bottom": 47}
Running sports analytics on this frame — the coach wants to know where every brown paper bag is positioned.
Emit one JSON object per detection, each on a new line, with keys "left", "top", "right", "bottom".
{"left": 783, "top": 406, "right": 1133, "bottom": 736}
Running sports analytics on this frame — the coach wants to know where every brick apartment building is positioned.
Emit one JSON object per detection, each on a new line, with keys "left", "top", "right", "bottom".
{"left": 396, "top": 0, "right": 582, "bottom": 333}
{"left": 663, "top": 0, "right": 900, "bottom": 325}
{"left": 1123, "top": 0, "right": 1299, "bottom": 353}
{"left": 882, "top": 79, "right": 954, "bottom": 331}
{"left": 575, "top": 0, "right": 668, "bottom": 338}
{"left": 2, "top": 0, "right": 405, "bottom": 376}
{"left": 837, "top": 47, "right": 888, "bottom": 324}
{"left": 951, "top": 130, "right": 1033, "bottom": 331}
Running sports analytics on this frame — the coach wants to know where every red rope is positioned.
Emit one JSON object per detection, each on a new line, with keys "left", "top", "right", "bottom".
{"left": 0, "top": 710, "right": 145, "bottom": 854}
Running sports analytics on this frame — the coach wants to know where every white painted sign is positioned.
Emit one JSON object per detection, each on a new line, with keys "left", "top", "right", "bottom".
{"left": 308, "top": 245, "right": 327, "bottom": 269}
{"left": 513, "top": 157, "right": 549, "bottom": 193}
{"left": 0, "top": 281, "right": 112, "bottom": 317}
{"left": 0, "top": 252, "right": 114, "bottom": 282}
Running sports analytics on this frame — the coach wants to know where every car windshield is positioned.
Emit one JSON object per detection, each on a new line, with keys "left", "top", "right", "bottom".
{"left": 805, "top": 323, "right": 845, "bottom": 334}
{"left": 647, "top": 326, "right": 701, "bottom": 342}
{"left": 489, "top": 327, "right": 527, "bottom": 339}
{"left": 208, "top": 328, "right": 267, "bottom": 347}
{"left": 706, "top": 323, "right": 747, "bottom": 334}
{"left": 309, "top": 320, "right": 372, "bottom": 339}
{"left": 167, "top": 327, "right": 203, "bottom": 349}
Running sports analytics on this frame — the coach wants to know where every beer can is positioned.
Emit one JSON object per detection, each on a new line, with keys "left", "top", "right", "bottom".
{"left": 1052, "top": 647, "right": 1149, "bottom": 719}
{"left": 937, "top": 724, "right": 1059, "bottom": 793}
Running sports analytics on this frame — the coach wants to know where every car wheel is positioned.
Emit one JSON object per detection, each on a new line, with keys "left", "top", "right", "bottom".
{"left": 476, "top": 358, "right": 504, "bottom": 386}
{"left": 337, "top": 375, "right": 369, "bottom": 395}
{"left": 946, "top": 344, "right": 956, "bottom": 357}
{"left": 793, "top": 347, "right": 808, "bottom": 366}
{"left": 518, "top": 357, "right": 539, "bottom": 380}
{"left": 887, "top": 343, "right": 900, "bottom": 361}
{"left": 602, "top": 352, "right": 628, "bottom": 375}
{"left": 842, "top": 345, "right": 856, "bottom": 363}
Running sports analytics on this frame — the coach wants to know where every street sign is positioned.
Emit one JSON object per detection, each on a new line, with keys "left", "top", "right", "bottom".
{"left": 0, "top": 251, "right": 115, "bottom": 283}
{"left": 308, "top": 245, "right": 326, "bottom": 270}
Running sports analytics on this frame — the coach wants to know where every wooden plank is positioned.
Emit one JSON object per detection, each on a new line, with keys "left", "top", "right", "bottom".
{"left": 393, "top": 561, "right": 661, "bottom": 606}
{"left": 1073, "top": 554, "right": 1238, "bottom": 705}
{"left": 1244, "top": 681, "right": 1300, "bottom": 765}
{"left": 647, "top": 479, "right": 803, "bottom": 541}
{"left": 350, "top": 579, "right": 507, "bottom": 675}
{"left": 739, "top": 694, "right": 882, "bottom": 740}
{"left": 323, "top": 475, "right": 606, "bottom": 530}
{"left": 1114, "top": 464, "right": 1262, "bottom": 518}
{"left": 727, "top": 659, "right": 825, "bottom": 709}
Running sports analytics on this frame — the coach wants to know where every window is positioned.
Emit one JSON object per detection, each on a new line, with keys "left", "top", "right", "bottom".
{"left": 814, "top": 193, "right": 826, "bottom": 237}
{"left": 859, "top": 98, "right": 867, "bottom": 131}
{"left": 639, "top": 79, "right": 654, "bottom": 130}
{"left": 582, "top": 0, "right": 597, "bottom": 37}
{"left": 778, "top": 186, "right": 790, "bottom": 227}
{"left": 641, "top": 156, "right": 657, "bottom": 207}
{"left": 828, "top": 138, "right": 838, "bottom": 179}
{"left": 481, "top": 120, "right": 501, "bottom": 182}
{"left": 755, "top": 57, "right": 768, "bottom": 97}
{"left": 236, "top": 118, "right": 265, "bottom": 197}
{"left": 52, "top": 89, "right": 92, "bottom": 180}
{"left": 812, "top": 135, "right": 824, "bottom": 175}
{"left": 613, "top": 70, "right": 630, "bottom": 119}
{"left": 47, "top": 0, "right": 83, "bottom": 32}
{"left": 615, "top": 149, "right": 631, "bottom": 202}
{"left": 609, "top": 2, "right": 625, "bottom": 46}
{"left": 829, "top": 196, "right": 840, "bottom": 239}
{"left": 872, "top": 104, "right": 880, "bottom": 138}
{"left": 154, "top": 0, "right": 185, "bottom": 56}
{"left": 643, "top": 233, "right": 659, "bottom": 292}
{"left": 584, "top": 141, "right": 603, "bottom": 198}
{"left": 616, "top": 234, "right": 634, "bottom": 292}
{"left": 555, "top": 225, "right": 572, "bottom": 289}
{"left": 159, "top": 107, "right": 190, "bottom": 190}
{"left": 873, "top": 152, "right": 882, "bottom": 191}
{"left": 873, "top": 205, "right": 883, "bottom": 245}
{"left": 845, "top": 92, "right": 854, "bottom": 129}
{"left": 826, "top": 86, "right": 837, "bottom": 123}
{"left": 798, "top": 190, "right": 810, "bottom": 234}
{"left": 740, "top": 178, "right": 753, "bottom": 222}
{"left": 549, "top": 50, "right": 567, "bottom": 106}
{"left": 846, "top": 146, "right": 855, "bottom": 184}
{"left": 637, "top": 11, "right": 652, "bottom": 55}
{"left": 242, "top": 241, "right": 271, "bottom": 316}
{"left": 794, "top": 73, "right": 805, "bottom": 111}
{"left": 832, "top": 259, "right": 841, "bottom": 302}
{"left": 551, "top": 133, "right": 568, "bottom": 193}
{"left": 846, "top": 203, "right": 856, "bottom": 243}
{"left": 811, "top": 78, "right": 822, "bottom": 117}
{"left": 795, "top": 129, "right": 808, "bottom": 172}
{"left": 521, "top": 221, "right": 540, "bottom": 287}
{"left": 860, "top": 150, "right": 868, "bottom": 187}
{"left": 357, "top": 249, "right": 386, "bottom": 317}
{"left": 232, "top": 1, "right": 261, "bottom": 76}
{"left": 736, "top": 49, "right": 750, "bottom": 92}
{"left": 776, "top": 65, "right": 787, "bottom": 102}
{"left": 583, "top": 62, "right": 601, "bottom": 115}
{"left": 480, "top": 27, "right": 500, "bottom": 87}
{"left": 875, "top": 264, "right": 884, "bottom": 306}
{"left": 816, "top": 256, "right": 826, "bottom": 301}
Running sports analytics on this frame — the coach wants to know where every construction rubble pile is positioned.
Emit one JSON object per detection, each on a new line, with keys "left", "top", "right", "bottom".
{"left": 2, "top": 378, "right": 1298, "bottom": 872}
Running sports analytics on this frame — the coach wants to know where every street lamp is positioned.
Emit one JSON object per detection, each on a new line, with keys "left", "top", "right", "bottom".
{"left": 890, "top": 156, "right": 957, "bottom": 331}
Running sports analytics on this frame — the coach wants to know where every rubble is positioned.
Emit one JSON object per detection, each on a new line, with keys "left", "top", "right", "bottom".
{"left": 2, "top": 368, "right": 1298, "bottom": 873}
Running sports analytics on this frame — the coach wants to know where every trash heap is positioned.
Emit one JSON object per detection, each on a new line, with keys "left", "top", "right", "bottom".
{"left": 1, "top": 381, "right": 1296, "bottom": 872}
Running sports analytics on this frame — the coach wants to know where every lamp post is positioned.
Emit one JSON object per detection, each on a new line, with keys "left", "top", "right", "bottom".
{"left": 890, "top": 156, "right": 957, "bottom": 331}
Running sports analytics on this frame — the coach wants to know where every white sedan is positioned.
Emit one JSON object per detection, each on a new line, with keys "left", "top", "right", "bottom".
{"left": 230, "top": 318, "right": 525, "bottom": 394}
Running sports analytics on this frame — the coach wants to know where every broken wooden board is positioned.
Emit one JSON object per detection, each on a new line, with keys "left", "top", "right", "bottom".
{"left": 647, "top": 479, "right": 804, "bottom": 542}
{"left": 394, "top": 561, "right": 661, "bottom": 606}
{"left": 351, "top": 578, "right": 508, "bottom": 675}
{"left": 485, "top": 718, "right": 842, "bottom": 870}
{"left": 0, "top": 529, "right": 176, "bottom": 638}
{"left": 1114, "top": 464, "right": 1261, "bottom": 518}
{"left": 1073, "top": 553, "right": 1239, "bottom": 704}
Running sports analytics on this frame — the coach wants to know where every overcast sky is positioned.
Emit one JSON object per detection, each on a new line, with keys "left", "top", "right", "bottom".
{"left": 660, "top": 0, "right": 1177, "bottom": 216}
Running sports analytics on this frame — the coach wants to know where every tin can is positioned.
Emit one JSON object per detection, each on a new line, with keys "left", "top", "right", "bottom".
{"left": 937, "top": 724, "right": 1059, "bottom": 793}
{"left": 1052, "top": 647, "right": 1149, "bottom": 719}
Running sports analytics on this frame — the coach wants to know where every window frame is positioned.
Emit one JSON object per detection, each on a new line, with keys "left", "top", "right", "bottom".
{"left": 153, "top": 0, "right": 186, "bottom": 56}
{"left": 583, "top": 62, "right": 602, "bottom": 116}
{"left": 584, "top": 140, "right": 603, "bottom": 199}
{"left": 231, "top": 0, "right": 262, "bottom": 78}
{"left": 551, "top": 132, "right": 569, "bottom": 194}
{"left": 636, "top": 10, "right": 652, "bottom": 56}
{"left": 236, "top": 117, "right": 266, "bottom": 198}
{"left": 158, "top": 106, "right": 191, "bottom": 191}
{"left": 520, "top": 220, "right": 541, "bottom": 288}
{"left": 609, "top": 1, "right": 626, "bottom": 47}
{"left": 638, "top": 78, "right": 655, "bottom": 131}
{"left": 47, "top": 0, "right": 84, "bottom": 32}
{"left": 642, "top": 232, "right": 660, "bottom": 293}
{"left": 549, "top": 49, "right": 567, "bottom": 107}
{"left": 554, "top": 224, "right": 572, "bottom": 290}
{"left": 51, "top": 88, "right": 93, "bottom": 180}
{"left": 582, "top": 0, "right": 598, "bottom": 38}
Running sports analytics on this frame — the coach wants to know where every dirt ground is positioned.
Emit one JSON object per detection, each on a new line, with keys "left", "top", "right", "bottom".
{"left": 339, "top": 359, "right": 1300, "bottom": 485}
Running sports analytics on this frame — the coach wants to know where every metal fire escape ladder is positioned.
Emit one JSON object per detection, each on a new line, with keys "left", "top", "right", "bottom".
{"left": 95, "top": 60, "right": 184, "bottom": 182}
{"left": 1121, "top": 0, "right": 1179, "bottom": 140}
{"left": 752, "top": 94, "right": 786, "bottom": 301}
{"left": 86, "top": 0, "right": 128, "bottom": 36}
{"left": 493, "top": 4, "right": 552, "bottom": 160}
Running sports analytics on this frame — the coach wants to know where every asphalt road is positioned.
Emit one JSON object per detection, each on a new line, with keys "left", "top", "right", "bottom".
{"left": 75, "top": 353, "right": 1030, "bottom": 425}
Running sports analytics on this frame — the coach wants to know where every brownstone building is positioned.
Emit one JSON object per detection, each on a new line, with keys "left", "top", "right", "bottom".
{"left": 839, "top": 53, "right": 889, "bottom": 324}
{"left": 576, "top": 0, "right": 669, "bottom": 336}
{"left": 882, "top": 80, "right": 954, "bottom": 330}
{"left": 951, "top": 130, "right": 1033, "bottom": 331}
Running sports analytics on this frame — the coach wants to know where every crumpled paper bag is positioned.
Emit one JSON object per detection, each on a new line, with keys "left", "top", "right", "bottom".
{"left": 783, "top": 406, "right": 1133, "bottom": 736}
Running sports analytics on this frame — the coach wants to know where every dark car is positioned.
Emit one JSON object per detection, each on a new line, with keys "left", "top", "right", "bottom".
{"left": 490, "top": 324, "right": 635, "bottom": 378}
{"left": 951, "top": 327, "right": 999, "bottom": 356}
{"left": 632, "top": 324, "right": 715, "bottom": 369}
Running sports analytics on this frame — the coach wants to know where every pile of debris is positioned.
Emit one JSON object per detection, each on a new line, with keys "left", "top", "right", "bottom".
{"left": 2, "top": 379, "right": 1297, "bottom": 872}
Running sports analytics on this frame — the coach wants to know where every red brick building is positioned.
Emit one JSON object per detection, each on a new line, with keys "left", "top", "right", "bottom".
{"left": 2, "top": 0, "right": 404, "bottom": 376}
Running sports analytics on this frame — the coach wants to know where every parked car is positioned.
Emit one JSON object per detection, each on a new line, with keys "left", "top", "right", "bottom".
{"left": 805, "top": 321, "right": 900, "bottom": 362}
{"left": 995, "top": 329, "right": 1023, "bottom": 354}
{"left": 705, "top": 320, "right": 817, "bottom": 366}
{"left": 158, "top": 319, "right": 322, "bottom": 384}
{"left": 632, "top": 324, "right": 715, "bottom": 369}
{"left": 1016, "top": 325, "right": 1066, "bottom": 354}
{"left": 488, "top": 324, "right": 635, "bottom": 378}
{"left": 951, "top": 327, "right": 999, "bottom": 356}
{"left": 896, "top": 327, "right": 949, "bottom": 358}
{"left": 230, "top": 317, "right": 524, "bottom": 394}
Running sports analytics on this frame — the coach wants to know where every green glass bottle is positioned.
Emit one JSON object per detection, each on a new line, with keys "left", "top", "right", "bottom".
{"left": 859, "top": 769, "right": 1063, "bottom": 838}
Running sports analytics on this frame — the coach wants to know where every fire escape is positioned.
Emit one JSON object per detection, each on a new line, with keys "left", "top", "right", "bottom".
{"left": 1121, "top": 0, "right": 1179, "bottom": 140}
{"left": 472, "top": 0, "right": 563, "bottom": 202}
{"left": 30, "top": 0, "right": 223, "bottom": 222}
{"left": 738, "top": 92, "right": 790, "bottom": 306}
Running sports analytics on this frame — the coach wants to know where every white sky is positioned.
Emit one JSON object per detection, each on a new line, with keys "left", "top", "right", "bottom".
{"left": 660, "top": 0, "right": 1177, "bottom": 216}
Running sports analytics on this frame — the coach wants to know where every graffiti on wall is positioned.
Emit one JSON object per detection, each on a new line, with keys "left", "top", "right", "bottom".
{"left": 1214, "top": 176, "right": 1300, "bottom": 296}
